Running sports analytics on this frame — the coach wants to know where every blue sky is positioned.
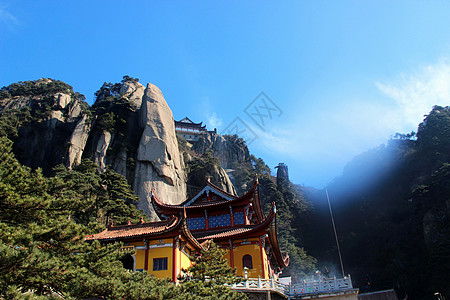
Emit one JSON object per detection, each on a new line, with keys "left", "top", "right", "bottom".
{"left": 2, "top": 1, "right": 450, "bottom": 188}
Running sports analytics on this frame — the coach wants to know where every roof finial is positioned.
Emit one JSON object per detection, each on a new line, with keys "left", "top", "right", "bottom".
{"left": 206, "top": 176, "right": 211, "bottom": 182}
{"left": 140, "top": 217, "right": 144, "bottom": 224}
{"left": 127, "top": 220, "right": 132, "bottom": 225}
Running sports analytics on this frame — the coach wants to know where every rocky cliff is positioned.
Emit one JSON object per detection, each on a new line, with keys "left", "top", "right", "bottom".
{"left": 0, "top": 77, "right": 241, "bottom": 220}
{"left": 192, "top": 132, "right": 249, "bottom": 170}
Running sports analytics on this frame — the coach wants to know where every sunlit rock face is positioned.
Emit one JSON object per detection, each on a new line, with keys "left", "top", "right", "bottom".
{"left": 0, "top": 78, "right": 87, "bottom": 172}
{"left": 134, "top": 83, "right": 187, "bottom": 220}
{"left": 192, "top": 132, "right": 249, "bottom": 170}
{"left": 0, "top": 77, "right": 248, "bottom": 221}
{"left": 0, "top": 78, "right": 188, "bottom": 220}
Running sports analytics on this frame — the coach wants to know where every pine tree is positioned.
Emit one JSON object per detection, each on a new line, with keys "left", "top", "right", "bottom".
{"left": 178, "top": 242, "right": 247, "bottom": 300}
{"left": 0, "top": 136, "right": 172, "bottom": 299}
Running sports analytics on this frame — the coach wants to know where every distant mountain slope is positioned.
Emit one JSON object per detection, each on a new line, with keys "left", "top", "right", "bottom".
{"left": 302, "top": 106, "right": 450, "bottom": 299}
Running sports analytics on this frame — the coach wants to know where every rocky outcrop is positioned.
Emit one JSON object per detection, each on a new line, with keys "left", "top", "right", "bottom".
{"left": 187, "top": 163, "right": 237, "bottom": 198}
{"left": 67, "top": 115, "right": 91, "bottom": 169}
{"left": 93, "top": 131, "right": 113, "bottom": 172}
{"left": 134, "top": 83, "right": 186, "bottom": 219}
{"left": 192, "top": 132, "right": 249, "bottom": 169}
{"left": 120, "top": 81, "right": 145, "bottom": 110}
{"left": 0, "top": 80, "right": 86, "bottom": 173}
{"left": 0, "top": 77, "right": 236, "bottom": 220}
{"left": 276, "top": 163, "right": 289, "bottom": 183}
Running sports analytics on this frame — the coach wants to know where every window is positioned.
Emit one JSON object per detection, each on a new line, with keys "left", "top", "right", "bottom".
{"left": 153, "top": 257, "right": 168, "bottom": 271}
{"left": 243, "top": 254, "right": 253, "bottom": 269}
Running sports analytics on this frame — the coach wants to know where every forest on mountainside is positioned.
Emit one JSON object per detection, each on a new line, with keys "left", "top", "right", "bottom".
{"left": 302, "top": 106, "right": 450, "bottom": 299}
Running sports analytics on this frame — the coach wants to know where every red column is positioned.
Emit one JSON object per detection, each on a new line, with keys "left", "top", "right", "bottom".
{"left": 204, "top": 209, "right": 209, "bottom": 230}
{"left": 259, "top": 237, "right": 267, "bottom": 278}
{"left": 229, "top": 205, "right": 234, "bottom": 227}
{"left": 172, "top": 238, "right": 178, "bottom": 282}
{"left": 229, "top": 239, "right": 234, "bottom": 268}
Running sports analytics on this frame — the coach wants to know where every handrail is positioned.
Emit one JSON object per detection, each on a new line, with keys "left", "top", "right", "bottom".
{"left": 231, "top": 276, "right": 353, "bottom": 296}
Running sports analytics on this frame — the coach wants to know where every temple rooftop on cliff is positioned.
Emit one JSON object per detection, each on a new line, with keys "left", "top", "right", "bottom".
{"left": 175, "top": 117, "right": 207, "bottom": 132}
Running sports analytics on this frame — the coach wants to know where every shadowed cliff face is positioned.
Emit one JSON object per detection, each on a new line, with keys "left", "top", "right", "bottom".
{"left": 0, "top": 78, "right": 242, "bottom": 220}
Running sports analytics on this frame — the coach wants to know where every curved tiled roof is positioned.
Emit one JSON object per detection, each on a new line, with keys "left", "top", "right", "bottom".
{"left": 85, "top": 217, "right": 180, "bottom": 242}
{"left": 152, "top": 178, "right": 259, "bottom": 214}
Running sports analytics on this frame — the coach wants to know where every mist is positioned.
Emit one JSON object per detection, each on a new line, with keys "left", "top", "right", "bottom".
{"left": 246, "top": 59, "right": 450, "bottom": 189}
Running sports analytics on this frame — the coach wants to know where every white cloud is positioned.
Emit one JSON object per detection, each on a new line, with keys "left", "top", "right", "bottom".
{"left": 207, "top": 112, "right": 223, "bottom": 129}
{"left": 0, "top": 5, "right": 18, "bottom": 30}
{"left": 376, "top": 59, "right": 450, "bottom": 132}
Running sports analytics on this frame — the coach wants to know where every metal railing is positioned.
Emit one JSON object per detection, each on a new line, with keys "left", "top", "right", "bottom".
{"left": 288, "top": 276, "right": 353, "bottom": 295}
{"left": 231, "top": 276, "right": 354, "bottom": 296}
{"left": 231, "top": 277, "right": 288, "bottom": 294}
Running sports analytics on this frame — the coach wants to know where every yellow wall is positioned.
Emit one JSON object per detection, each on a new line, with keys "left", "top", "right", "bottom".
{"left": 221, "top": 238, "right": 269, "bottom": 279}
{"left": 125, "top": 237, "right": 270, "bottom": 280}
{"left": 148, "top": 238, "right": 173, "bottom": 279}
{"left": 180, "top": 248, "right": 192, "bottom": 272}
{"left": 135, "top": 249, "right": 146, "bottom": 271}
{"left": 125, "top": 239, "right": 174, "bottom": 278}
{"left": 148, "top": 245, "right": 173, "bottom": 279}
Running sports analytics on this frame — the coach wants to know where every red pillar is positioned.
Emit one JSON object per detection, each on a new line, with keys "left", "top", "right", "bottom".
{"left": 229, "top": 239, "right": 234, "bottom": 268}
{"left": 259, "top": 237, "right": 267, "bottom": 278}
{"left": 229, "top": 205, "right": 234, "bottom": 227}
{"left": 172, "top": 238, "right": 178, "bottom": 282}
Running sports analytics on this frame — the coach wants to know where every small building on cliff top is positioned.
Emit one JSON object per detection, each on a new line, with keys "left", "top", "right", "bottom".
{"left": 175, "top": 117, "right": 208, "bottom": 141}
{"left": 85, "top": 177, "right": 289, "bottom": 282}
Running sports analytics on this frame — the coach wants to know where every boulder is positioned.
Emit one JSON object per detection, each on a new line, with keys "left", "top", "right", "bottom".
{"left": 55, "top": 92, "right": 71, "bottom": 109}
{"left": 134, "top": 83, "right": 187, "bottom": 219}
{"left": 120, "top": 81, "right": 145, "bottom": 110}
{"left": 67, "top": 115, "right": 91, "bottom": 169}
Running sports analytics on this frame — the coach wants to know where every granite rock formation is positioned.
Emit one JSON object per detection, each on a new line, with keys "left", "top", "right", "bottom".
{"left": 0, "top": 77, "right": 247, "bottom": 220}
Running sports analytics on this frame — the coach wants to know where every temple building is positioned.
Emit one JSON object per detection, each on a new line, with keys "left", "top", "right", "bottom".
{"left": 85, "top": 177, "right": 289, "bottom": 282}
{"left": 85, "top": 213, "right": 205, "bottom": 282}
{"left": 175, "top": 117, "right": 208, "bottom": 141}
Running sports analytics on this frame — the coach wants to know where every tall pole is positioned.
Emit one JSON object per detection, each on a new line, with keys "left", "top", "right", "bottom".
{"left": 326, "top": 189, "right": 345, "bottom": 278}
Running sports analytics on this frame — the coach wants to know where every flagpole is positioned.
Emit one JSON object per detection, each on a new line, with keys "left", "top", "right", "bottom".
{"left": 326, "top": 188, "right": 345, "bottom": 277}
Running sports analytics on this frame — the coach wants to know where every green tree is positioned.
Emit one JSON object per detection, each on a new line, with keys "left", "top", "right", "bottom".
{"left": 99, "top": 168, "right": 143, "bottom": 226}
{"left": 0, "top": 136, "right": 176, "bottom": 299}
{"left": 54, "top": 160, "right": 146, "bottom": 227}
{"left": 179, "top": 242, "right": 247, "bottom": 300}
